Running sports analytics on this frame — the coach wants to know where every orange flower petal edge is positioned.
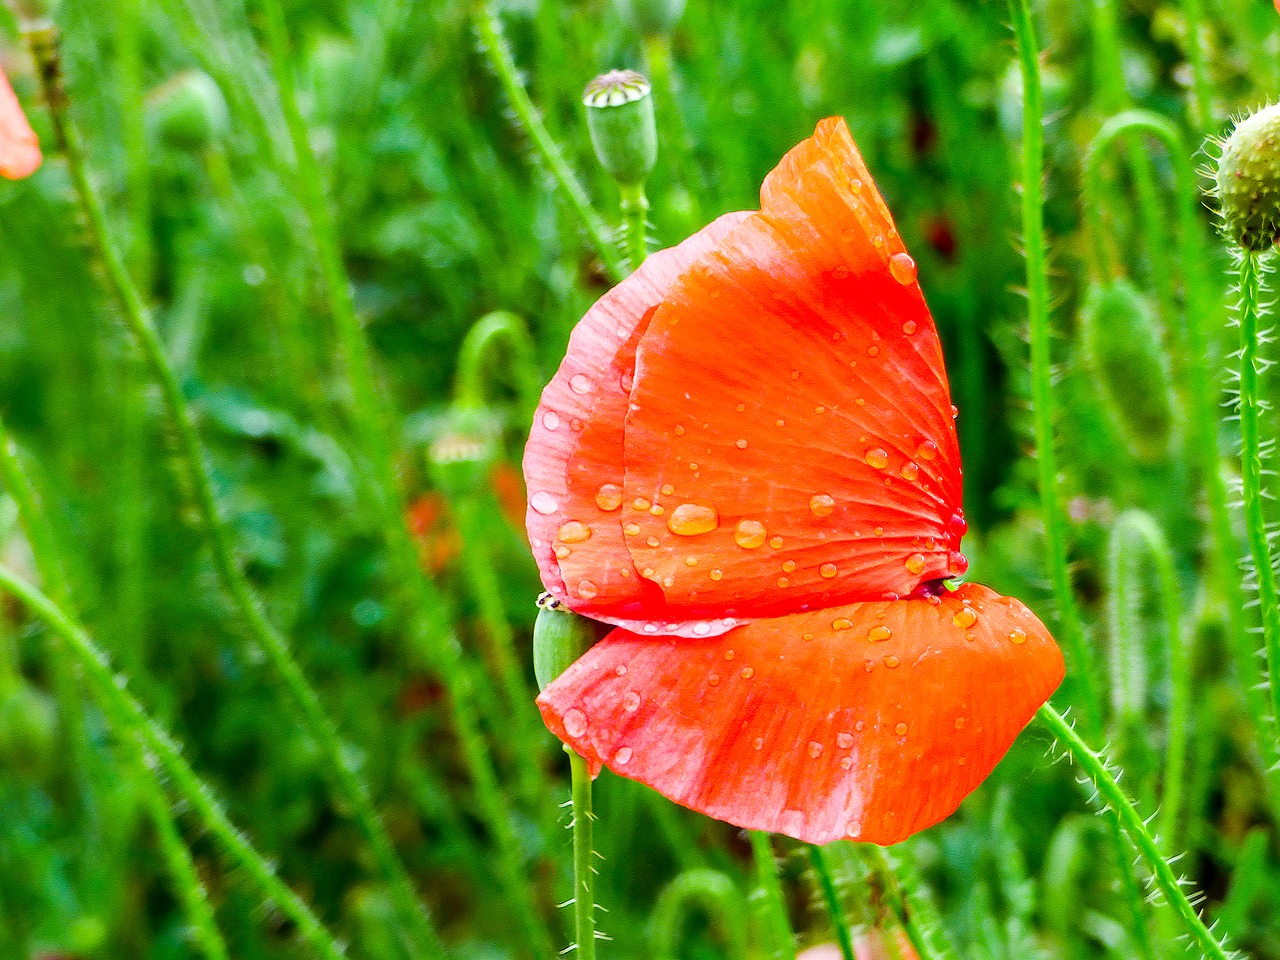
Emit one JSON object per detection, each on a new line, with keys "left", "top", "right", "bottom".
{"left": 0, "top": 67, "right": 41, "bottom": 180}
{"left": 537, "top": 584, "right": 1064, "bottom": 845}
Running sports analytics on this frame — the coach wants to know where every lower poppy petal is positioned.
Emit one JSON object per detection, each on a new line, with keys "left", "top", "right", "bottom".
{"left": 537, "top": 583, "right": 1063, "bottom": 845}
{"left": 524, "top": 212, "right": 750, "bottom": 618}
{"left": 0, "top": 69, "right": 40, "bottom": 180}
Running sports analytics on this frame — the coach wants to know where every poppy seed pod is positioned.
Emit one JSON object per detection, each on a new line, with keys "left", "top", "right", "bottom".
{"left": 533, "top": 594, "right": 607, "bottom": 691}
{"left": 583, "top": 70, "right": 657, "bottom": 189}
{"left": 1079, "top": 279, "right": 1176, "bottom": 463}
{"left": 613, "top": 0, "right": 686, "bottom": 37}
{"left": 149, "top": 71, "right": 229, "bottom": 151}
{"left": 1216, "top": 104, "right": 1280, "bottom": 251}
{"left": 427, "top": 409, "right": 500, "bottom": 500}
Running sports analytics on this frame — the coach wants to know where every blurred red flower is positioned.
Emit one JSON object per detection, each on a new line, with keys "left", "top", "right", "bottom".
{"left": 523, "top": 118, "right": 1062, "bottom": 845}
{"left": 0, "top": 65, "right": 40, "bottom": 180}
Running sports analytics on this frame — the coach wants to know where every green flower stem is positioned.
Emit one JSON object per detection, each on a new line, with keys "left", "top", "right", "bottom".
{"left": 749, "top": 832, "right": 795, "bottom": 960}
{"left": 862, "top": 846, "right": 946, "bottom": 960}
{"left": 25, "top": 21, "right": 444, "bottom": 959}
{"left": 473, "top": 2, "right": 625, "bottom": 281}
{"left": 255, "top": 8, "right": 554, "bottom": 956}
{"left": 619, "top": 181, "right": 650, "bottom": 273}
{"left": 641, "top": 33, "right": 702, "bottom": 228}
{"left": 0, "top": 566, "right": 343, "bottom": 960}
{"left": 569, "top": 749, "right": 596, "bottom": 960}
{"left": 1180, "top": 0, "right": 1215, "bottom": 138}
{"left": 808, "top": 845, "right": 855, "bottom": 960}
{"left": 455, "top": 310, "right": 545, "bottom": 423}
{"left": 1036, "top": 704, "right": 1236, "bottom": 960}
{"left": 1007, "top": 0, "right": 1102, "bottom": 731}
{"left": 1235, "top": 249, "right": 1280, "bottom": 747}
{"left": 651, "top": 869, "right": 749, "bottom": 960}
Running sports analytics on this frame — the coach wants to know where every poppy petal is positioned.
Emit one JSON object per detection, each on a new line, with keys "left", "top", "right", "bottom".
{"left": 524, "top": 212, "right": 750, "bottom": 618}
{"left": 621, "top": 117, "right": 964, "bottom": 620}
{"left": 537, "top": 583, "right": 1063, "bottom": 845}
{"left": 0, "top": 68, "right": 40, "bottom": 180}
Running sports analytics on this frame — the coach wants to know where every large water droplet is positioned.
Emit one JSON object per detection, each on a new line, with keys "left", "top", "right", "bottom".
{"left": 889, "top": 251, "right": 917, "bottom": 285}
{"left": 832, "top": 617, "right": 853, "bottom": 631}
{"left": 781, "top": 559, "right": 797, "bottom": 573}
{"left": 810, "top": 493, "right": 835, "bottom": 517}
{"left": 614, "top": 746, "right": 633, "bottom": 765}
{"left": 916, "top": 439, "right": 939, "bottom": 461}
{"left": 865, "top": 448, "right": 889, "bottom": 470}
{"left": 904, "top": 553, "right": 925, "bottom": 575}
{"left": 1009, "top": 628, "right": 1027, "bottom": 644}
{"left": 837, "top": 732, "right": 854, "bottom": 749}
{"left": 531, "top": 492, "right": 559, "bottom": 515}
{"left": 868, "top": 626, "right": 891, "bottom": 643}
{"left": 569, "top": 374, "right": 593, "bottom": 395}
{"left": 894, "top": 721, "right": 908, "bottom": 736}
{"left": 735, "top": 519, "right": 767, "bottom": 549}
{"left": 883, "top": 656, "right": 901, "bottom": 669}
{"left": 576, "top": 579, "right": 598, "bottom": 600}
{"left": 542, "top": 411, "right": 561, "bottom": 431}
{"left": 807, "top": 741, "right": 824, "bottom": 758}
{"left": 563, "top": 708, "right": 588, "bottom": 737}
{"left": 948, "top": 551, "right": 969, "bottom": 576}
{"left": 820, "top": 562, "right": 838, "bottom": 579}
{"left": 953, "top": 607, "right": 978, "bottom": 629}
{"left": 668, "top": 503, "right": 719, "bottom": 536}
{"left": 558, "top": 520, "right": 592, "bottom": 543}
{"left": 596, "top": 484, "right": 624, "bottom": 511}
{"left": 900, "top": 461, "right": 920, "bottom": 482}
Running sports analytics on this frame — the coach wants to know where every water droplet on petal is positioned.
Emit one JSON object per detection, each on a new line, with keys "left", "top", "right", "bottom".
{"left": 900, "top": 461, "right": 920, "bottom": 482}
{"left": 953, "top": 607, "right": 979, "bottom": 629}
{"left": 916, "top": 439, "right": 939, "bottom": 461}
{"left": 623, "top": 522, "right": 640, "bottom": 536}
{"left": 781, "top": 559, "right": 797, "bottom": 573}
{"left": 769, "top": 536, "right": 784, "bottom": 549}
{"left": 632, "top": 497, "right": 651, "bottom": 511}
{"left": 868, "top": 626, "right": 892, "bottom": 642}
{"left": 649, "top": 504, "right": 665, "bottom": 516}
{"left": 563, "top": 708, "right": 588, "bottom": 737}
{"left": 614, "top": 746, "right": 632, "bottom": 765}
{"left": 820, "top": 562, "right": 838, "bottom": 579}
{"left": 693, "top": 622, "right": 711, "bottom": 636}
{"left": 810, "top": 493, "right": 835, "bottom": 517}
{"left": 531, "top": 492, "right": 559, "bottom": 515}
{"left": 832, "top": 618, "right": 853, "bottom": 631}
{"left": 837, "top": 732, "right": 854, "bottom": 749}
{"left": 883, "top": 656, "right": 901, "bottom": 669}
{"left": 596, "top": 484, "right": 624, "bottom": 511}
{"left": 708, "top": 673, "right": 721, "bottom": 686}
{"left": 576, "top": 579, "right": 598, "bottom": 600}
{"left": 846, "top": 820, "right": 862, "bottom": 838}
{"left": 808, "top": 741, "right": 824, "bottom": 758}
{"left": 905, "top": 553, "right": 925, "bottom": 575}
{"left": 542, "top": 411, "right": 561, "bottom": 430}
{"left": 741, "top": 667, "right": 755, "bottom": 679}
{"left": 948, "top": 512, "right": 969, "bottom": 537}
{"left": 569, "top": 374, "right": 593, "bottom": 395}
{"left": 902, "top": 320, "right": 918, "bottom": 335}
{"left": 865, "top": 448, "right": 889, "bottom": 470}
{"left": 674, "top": 424, "right": 686, "bottom": 436}
{"left": 554, "top": 545, "right": 571, "bottom": 559}
{"left": 735, "top": 519, "right": 767, "bottom": 549}
{"left": 889, "top": 252, "right": 917, "bottom": 285}
{"left": 735, "top": 438, "right": 748, "bottom": 449}
{"left": 754, "top": 737, "right": 765, "bottom": 750}
{"left": 668, "top": 503, "right": 719, "bottom": 536}
{"left": 558, "top": 521, "right": 592, "bottom": 543}
{"left": 948, "top": 551, "right": 969, "bottom": 575}
{"left": 1010, "top": 628, "right": 1028, "bottom": 644}
{"left": 623, "top": 691, "right": 641, "bottom": 712}
{"left": 710, "top": 569, "right": 723, "bottom": 581}
{"left": 777, "top": 576, "right": 790, "bottom": 588}
{"left": 895, "top": 721, "right": 908, "bottom": 736}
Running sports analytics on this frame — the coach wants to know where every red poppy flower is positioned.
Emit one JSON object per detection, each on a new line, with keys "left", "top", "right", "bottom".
{"left": 523, "top": 117, "right": 1063, "bottom": 845}
{"left": 0, "top": 66, "right": 40, "bottom": 180}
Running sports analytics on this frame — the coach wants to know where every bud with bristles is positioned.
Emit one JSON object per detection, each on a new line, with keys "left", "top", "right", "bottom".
{"left": 614, "top": 0, "right": 686, "bottom": 37}
{"left": 583, "top": 70, "right": 657, "bottom": 189}
{"left": 533, "top": 593, "right": 608, "bottom": 691}
{"left": 1215, "top": 104, "right": 1280, "bottom": 252}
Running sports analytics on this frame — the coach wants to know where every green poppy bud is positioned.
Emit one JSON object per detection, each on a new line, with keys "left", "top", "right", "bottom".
{"left": 533, "top": 593, "right": 608, "bottom": 691}
{"left": 1078, "top": 279, "right": 1176, "bottom": 463}
{"left": 148, "top": 71, "right": 229, "bottom": 151}
{"left": 583, "top": 70, "right": 657, "bottom": 189}
{"left": 427, "top": 408, "right": 500, "bottom": 500}
{"left": 614, "top": 0, "right": 686, "bottom": 37}
{"left": 1216, "top": 104, "right": 1280, "bottom": 252}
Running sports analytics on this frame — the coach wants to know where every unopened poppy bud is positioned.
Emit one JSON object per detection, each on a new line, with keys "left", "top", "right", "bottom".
{"left": 149, "top": 71, "right": 229, "bottom": 151}
{"left": 533, "top": 593, "right": 607, "bottom": 690}
{"left": 427, "top": 410, "right": 499, "bottom": 500}
{"left": 613, "top": 0, "right": 685, "bottom": 37}
{"left": 1079, "top": 279, "right": 1175, "bottom": 462}
{"left": 1216, "top": 104, "right": 1280, "bottom": 251}
{"left": 583, "top": 70, "right": 657, "bottom": 189}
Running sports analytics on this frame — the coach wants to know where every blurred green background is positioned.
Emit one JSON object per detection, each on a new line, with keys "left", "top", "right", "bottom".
{"left": 1, "top": 0, "right": 1280, "bottom": 957}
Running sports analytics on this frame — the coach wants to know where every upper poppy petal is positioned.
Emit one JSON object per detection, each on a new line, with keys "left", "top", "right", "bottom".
{"left": 0, "top": 67, "right": 40, "bottom": 180}
{"left": 619, "top": 117, "right": 964, "bottom": 621}
{"left": 524, "top": 212, "right": 750, "bottom": 618}
{"left": 537, "top": 583, "right": 1063, "bottom": 845}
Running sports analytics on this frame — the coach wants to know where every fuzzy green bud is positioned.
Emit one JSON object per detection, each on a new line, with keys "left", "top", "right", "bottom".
{"left": 427, "top": 409, "right": 499, "bottom": 500}
{"left": 583, "top": 70, "right": 657, "bottom": 189}
{"left": 1216, "top": 105, "right": 1280, "bottom": 251}
{"left": 614, "top": 0, "right": 685, "bottom": 37}
{"left": 533, "top": 593, "right": 608, "bottom": 691}
{"left": 1079, "top": 279, "right": 1176, "bottom": 463}
{"left": 148, "top": 71, "right": 229, "bottom": 151}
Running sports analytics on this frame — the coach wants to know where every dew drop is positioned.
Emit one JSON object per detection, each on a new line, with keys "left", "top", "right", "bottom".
{"left": 781, "top": 559, "right": 797, "bottom": 573}
{"left": 802, "top": 632, "right": 815, "bottom": 641}
{"left": 623, "top": 522, "right": 641, "bottom": 536}
{"left": 668, "top": 503, "right": 720, "bottom": 536}
{"left": 867, "top": 345, "right": 881, "bottom": 358}
{"left": 820, "top": 562, "right": 838, "bottom": 579}
{"left": 754, "top": 737, "right": 765, "bottom": 750}
{"left": 902, "top": 320, "right": 918, "bottom": 335}
{"left": 723, "top": 649, "right": 735, "bottom": 661}
{"left": 595, "top": 484, "right": 624, "bottom": 512}
{"left": 777, "top": 576, "right": 790, "bottom": 588}
{"left": 868, "top": 626, "right": 892, "bottom": 643}
{"left": 948, "top": 551, "right": 969, "bottom": 576}
{"left": 693, "top": 622, "right": 711, "bottom": 636}
{"left": 741, "top": 667, "right": 755, "bottom": 679}
{"left": 660, "top": 483, "right": 675, "bottom": 496}
{"left": 916, "top": 439, "right": 939, "bottom": 461}
{"left": 905, "top": 553, "right": 925, "bottom": 575}
{"left": 623, "top": 691, "right": 641, "bottom": 712}
{"left": 576, "top": 579, "right": 598, "bottom": 600}
{"left": 883, "top": 655, "right": 901, "bottom": 669}
{"left": 563, "top": 708, "right": 588, "bottom": 737}
{"left": 865, "top": 448, "right": 889, "bottom": 470}
{"left": 889, "top": 251, "right": 918, "bottom": 285}
{"left": 646, "top": 536, "right": 660, "bottom": 547}
{"left": 542, "top": 410, "right": 561, "bottom": 431}
{"left": 615, "top": 664, "right": 628, "bottom": 676}
{"left": 874, "top": 526, "right": 885, "bottom": 538}
{"left": 900, "top": 461, "right": 920, "bottom": 482}
{"left": 846, "top": 820, "right": 862, "bottom": 838}
{"left": 776, "top": 418, "right": 785, "bottom": 427}
{"left": 837, "top": 732, "right": 854, "bottom": 749}
{"left": 554, "top": 545, "right": 571, "bottom": 560}
{"left": 840, "top": 757, "right": 854, "bottom": 770}
{"left": 1010, "top": 628, "right": 1028, "bottom": 644}
{"left": 614, "top": 746, "right": 633, "bottom": 765}
{"left": 769, "top": 536, "right": 784, "bottom": 549}
{"left": 735, "top": 438, "right": 748, "bottom": 449}
{"left": 632, "top": 497, "right": 651, "bottom": 511}
{"left": 569, "top": 374, "right": 593, "bottom": 395}
{"left": 708, "top": 673, "right": 721, "bottom": 686}
{"left": 685, "top": 556, "right": 699, "bottom": 567}
{"left": 531, "top": 492, "right": 559, "bottom": 515}
{"left": 558, "top": 520, "right": 592, "bottom": 543}
{"left": 855, "top": 720, "right": 865, "bottom": 731}
{"left": 808, "top": 741, "right": 824, "bottom": 758}
{"left": 710, "top": 569, "right": 724, "bottom": 581}
{"left": 948, "top": 512, "right": 969, "bottom": 537}
{"left": 810, "top": 493, "right": 835, "bottom": 517}
{"left": 953, "top": 607, "right": 979, "bottom": 629}
{"left": 735, "top": 519, "right": 767, "bottom": 549}
{"left": 832, "top": 618, "right": 853, "bottom": 631}
{"left": 895, "top": 722, "right": 908, "bottom": 736}
{"left": 674, "top": 424, "right": 686, "bottom": 435}
{"left": 955, "top": 717, "right": 966, "bottom": 729}
{"left": 649, "top": 504, "right": 665, "bottom": 516}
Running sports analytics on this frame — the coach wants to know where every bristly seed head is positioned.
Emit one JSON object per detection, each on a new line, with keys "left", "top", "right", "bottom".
{"left": 1215, "top": 104, "right": 1280, "bottom": 252}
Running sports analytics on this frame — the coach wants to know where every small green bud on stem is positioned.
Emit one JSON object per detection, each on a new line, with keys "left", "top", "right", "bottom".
{"left": 149, "top": 71, "right": 229, "bottom": 151}
{"left": 583, "top": 70, "right": 657, "bottom": 189}
{"left": 614, "top": 0, "right": 686, "bottom": 37}
{"left": 1216, "top": 104, "right": 1280, "bottom": 252}
{"left": 426, "top": 408, "right": 499, "bottom": 500}
{"left": 532, "top": 593, "right": 608, "bottom": 691}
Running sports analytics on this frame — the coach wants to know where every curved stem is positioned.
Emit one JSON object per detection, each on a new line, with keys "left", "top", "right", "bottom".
{"left": 0, "top": 566, "right": 344, "bottom": 960}
{"left": 650, "top": 869, "right": 749, "bottom": 960}
{"left": 1236, "top": 250, "right": 1280, "bottom": 747}
{"left": 25, "top": 21, "right": 443, "bottom": 958}
{"left": 808, "top": 845, "right": 855, "bottom": 960}
{"left": 473, "top": 2, "right": 625, "bottom": 281}
{"left": 455, "top": 310, "right": 544, "bottom": 422}
{"left": 1036, "top": 705, "right": 1236, "bottom": 960}
{"left": 862, "top": 845, "right": 947, "bottom": 960}
{"left": 749, "top": 832, "right": 795, "bottom": 960}
{"left": 1007, "top": 0, "right": 1102, "bottom": 732}
{"left": 569, "top": 750, "right": 596, "bottom": 960}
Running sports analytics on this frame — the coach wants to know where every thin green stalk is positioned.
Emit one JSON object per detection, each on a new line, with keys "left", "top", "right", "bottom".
{"left": 473, "top": 2, "right": 625, "bottom": 280}
{"left": 807, "top": 845, "right": 855, "bottom": 960}
{"left": 23, "top": 22, "right": 444, "bottom": 959}
{"left": 651, "top": 869, "right": 749, "bottom": 960}
{"left": 254, "top": 8, "right": 554, "bottom": 955}
{"left": 0, "top": 566, "right": 344, "bottom": 960}
{"left": 1235, "top": 249, "right": 1280, "bottom": 746}
{"left": 1007, "top": 0, "right": 1102, "bottom": 731}
{"left": 1036, "top": 704, "right": 1237, "bottom": 960}
{"left": 749, "top": 832, "right": 795, "bottom": 960}
{"left": 1180, "top": 0, "right": 1215, "bottom": 138}
{"left": 863, "top": 845, "right": 947, "bottom": 960}
{"left": 456, "top": 310, "right": 544, "bottom": 424}
{"left": 569, "top": 750, "right": 596, "bottom": 960}
{"left": 618, "top": 182, "right": 650, "bottom": 272}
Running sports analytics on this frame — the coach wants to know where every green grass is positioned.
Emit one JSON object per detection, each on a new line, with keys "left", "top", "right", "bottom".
{"left": 1, "top": 0, "right": 1280, "bottom": 958}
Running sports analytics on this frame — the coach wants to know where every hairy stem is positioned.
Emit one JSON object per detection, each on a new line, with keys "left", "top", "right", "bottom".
{"left": 619, "top": 181, "right": 650, "bottom": 272}
{"left": 569, "top": 750, "right": 596, "bottom": 960}
{"left": 808, "top": 845, "right": 855, "bottom": 960}
{"left": 749, "top": 832, "right": 795, "bottom": 960}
